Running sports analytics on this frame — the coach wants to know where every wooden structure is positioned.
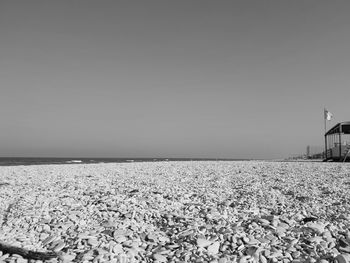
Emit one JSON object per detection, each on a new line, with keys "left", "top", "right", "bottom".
{"left": 324, "top": 122, "right": 350, "bottom": 161}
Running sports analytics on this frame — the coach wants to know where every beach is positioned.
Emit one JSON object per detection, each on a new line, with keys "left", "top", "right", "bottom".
{"left": 0, "top": 161, "right": 350, "bottom": 263}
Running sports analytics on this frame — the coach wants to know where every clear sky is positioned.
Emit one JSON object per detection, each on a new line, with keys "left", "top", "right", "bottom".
{"left": 1, "top": 1, "right": 350, "bottom": 159}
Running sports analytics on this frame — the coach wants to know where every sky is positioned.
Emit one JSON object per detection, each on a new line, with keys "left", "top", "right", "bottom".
{"left": 1, "top": 1, "right": 350, "bottom": 159}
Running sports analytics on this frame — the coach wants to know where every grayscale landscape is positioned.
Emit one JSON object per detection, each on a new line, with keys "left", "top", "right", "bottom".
{"left": 1, "top": 1, "right": 350, "bottom": 262}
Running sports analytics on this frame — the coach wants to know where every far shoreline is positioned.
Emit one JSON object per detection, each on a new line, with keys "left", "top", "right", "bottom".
{"left": 0, "top": 157, "right": 265, "bottom": 167}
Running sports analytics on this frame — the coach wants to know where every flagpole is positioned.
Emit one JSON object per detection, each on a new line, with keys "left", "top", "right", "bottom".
{"left": 324, "top": 107, "right": 327, "bottom": 160}
{"left": 324, "top": 107, "right": 327, "bottom": 134}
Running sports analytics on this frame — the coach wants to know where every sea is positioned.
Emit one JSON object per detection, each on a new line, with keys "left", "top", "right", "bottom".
{"left": 0, "top": 157, "right": 244, "bottom": 166}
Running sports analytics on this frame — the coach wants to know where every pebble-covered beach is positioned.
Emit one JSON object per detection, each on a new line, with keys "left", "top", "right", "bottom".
{"left": 0, "top": 161, "right": 350, "bottom": 263}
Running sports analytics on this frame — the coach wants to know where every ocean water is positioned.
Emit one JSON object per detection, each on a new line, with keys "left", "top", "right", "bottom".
{"left": 0, "top": 157, "right": 243, "bottom": 166}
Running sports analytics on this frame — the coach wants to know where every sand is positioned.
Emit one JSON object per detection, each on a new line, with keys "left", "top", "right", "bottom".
{"left": 0, "top": 161, "right": 350, "bottom": 263}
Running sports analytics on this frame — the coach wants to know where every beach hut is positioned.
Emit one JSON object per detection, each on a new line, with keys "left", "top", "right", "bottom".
{"left": 324, "top": 122, "right": 350, "bottom": 161}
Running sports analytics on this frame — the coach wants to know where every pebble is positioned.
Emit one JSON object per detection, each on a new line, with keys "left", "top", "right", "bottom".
{"left": 306, "top": 222, "right": 325, "bottom": 234}
{"left": 59, "top": 253, "right": 76, "bottom": 262}
{"left": 53, "top": 241, "right": 66, "bottom": 252}
{"left": 16, "top": 258, "right": 28, "bottom": 263}
{"left": 335, "top": 254, "right": 350, "bottom": 263}
{"left": 197, "top": 238, "right": 213, "bottom": 248}
{"left": 42, "top": 235, "right": 57, "bottom": 246}
{"left": 292, "top": 251, "right": 301, "bottom": 259}
{"left": 339, "top": 246, "right": 350, "bottom": 253}
{"left": 87, "top": 238, "right": 99, "bottom": 246}
{"left": 1, "top": 161, "right": 350, "bottom": 263}
{"left": 42, "top": 224, "right": 50, "bottom": 232}
{"left": 218, "top": 257, "right": 228, "bottom": 263}
{"left": 153, "top": 253, "right": 167, "bottom": 262}
{"left": 115, "top": 235, "right": 127, "bottom": 243}
{"left": 207, "top": 242, "right": 220, "bottom": 255}
{"left": 113, "top": 244, "right": 124, "bottom": 254}
{"left": 258, "top": 218, "right": 270, "bottom": 225}
{"left": 147, "top": 234, "right": 158, "bottom": 242}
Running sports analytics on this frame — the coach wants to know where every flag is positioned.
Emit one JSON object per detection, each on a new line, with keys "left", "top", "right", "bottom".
{"left": 324, "top": 109, "right": 333, "bottom": 121}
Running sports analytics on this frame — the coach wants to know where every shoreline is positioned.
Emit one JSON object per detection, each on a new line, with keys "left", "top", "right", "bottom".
{"left": 0, "top": 158, "right": 259, "bottom": 167}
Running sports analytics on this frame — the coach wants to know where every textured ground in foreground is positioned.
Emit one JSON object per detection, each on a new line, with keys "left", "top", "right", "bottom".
{"left": 0, "top": 161, "right": 350, "bottom": 263}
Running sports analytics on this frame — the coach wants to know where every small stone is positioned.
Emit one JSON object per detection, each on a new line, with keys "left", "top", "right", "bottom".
{"left": 308, "top": 236, "right": 324, "bottom": 244}
{"left": 260, "top": 254, "right": 268, "bottom": 263}
{"left": 257, "top": 237, "right": 269, "bottom": 244}
{"left": 39, "top": 233, "right": 49, "bottom": 241}
{"left": 42, "top": 224, "right": 51, "bottom": 232}
{"left": 113, "top": 230, "right": 126, "bottom": 238}
{"left": 276, "top": 226, "right": 287, "bottom": 233}
{"left": 242, "top": 237, "right": 250, "bottom": 243}
{"left": 53, "top": 241, "right": 65, "bottom": 252}
{"left": 153, "top": 253, "right": 167, "bottom": 262}
{"left": 115, "top": 235, "right": 127, "bottom": 243}
{"left": 0, "top": 253, "right": 9, "bottom": 260}
{"left": 270, "top": 251, "right": 283, "bottom": 259}
{"left": 332, "top": 248, "right": 340, "bottom": 256}
{"left": 16, "top": 258, "right": 27, "bottom": 263}
{"left": 207, "top": 242, "right": 220, "bottom": 255}
{"left": 329, "top": 241, "right": 336, "bottom": 249}
{"left": 59, "top": 253, "right": 76, "bottom": 263}
{"left": 218, "top": 257, "right": 228, "bottom": 263}
{"left": 197, "top": 238, "right": 212, "bottom": 248}
{"left": 308, "top": 257, "right": 317, "bottom": 263}
{"left": 335, "top": 254, "right": 350, "bottom": 263}
{"left": 258, "top": 218, "right": 270, "bottom": 225}
{"left": 292, "top": 251, "right": 301, "bottom": 259}
{"left": 339, "top": 238, "right": 350, "bottom": 247}
{"left": 146, "top": 234, "right": 158, "bottom": 242}
{"left": 306, "top": 222, "right": 325, "bottom": 234}
{"left": 113, "top": 244, "right": 124, "bottom": 254}
{"left": 238, "top": 256, "right": 251, "bottom": 263}
{"left": 127, "top": 247, "right": 138, "bottom": 258}
{"left": 158, "top": 236, "right": 169, "bottom": 243}
{"left": 278, "top": 222, "right": 289, "bottom": 228}
{"left": 87, "top": 238, "right": 99, "bottom": 247}
{"left": 339, "top": 246, "right": 350, "bottom": 253}
{"left": 42, "top": 235, "right": 57, "bottom": 246}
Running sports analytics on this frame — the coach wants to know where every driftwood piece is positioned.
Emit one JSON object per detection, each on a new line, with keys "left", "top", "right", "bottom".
{"left": 0, "top": 242, "right": 57, "bottom": 260}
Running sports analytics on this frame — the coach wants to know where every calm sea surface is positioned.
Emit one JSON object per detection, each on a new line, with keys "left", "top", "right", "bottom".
{"left": 0, "top": 158, "right": 245, "bottom": 166}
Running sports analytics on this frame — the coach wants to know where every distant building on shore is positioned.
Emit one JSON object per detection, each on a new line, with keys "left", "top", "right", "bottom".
{"left": 306, "top": 145, "right": 323, "bottom": 159}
